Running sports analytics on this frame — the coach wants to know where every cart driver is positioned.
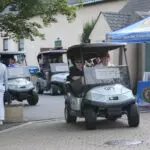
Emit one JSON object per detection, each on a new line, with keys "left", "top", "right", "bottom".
{"left": 8, "top": 57, "right": 16, "bottom": 67}
{"left": 41, "top": 56, "right": 51, "bottom": 91}
{"left": 69, "top": 58, "right": 83, "bottom": 81}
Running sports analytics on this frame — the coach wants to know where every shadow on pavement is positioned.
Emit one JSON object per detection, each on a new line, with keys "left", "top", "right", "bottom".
{"left": 44, "top": 118, "right": 129, "bottom": 132}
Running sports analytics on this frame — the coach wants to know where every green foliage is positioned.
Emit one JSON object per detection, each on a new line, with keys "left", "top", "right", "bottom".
{"left": 80, "top": 19, "right": 96, "bottom": 43}
{"left": 0, "top": 0, "right": 77, "bottom": 40}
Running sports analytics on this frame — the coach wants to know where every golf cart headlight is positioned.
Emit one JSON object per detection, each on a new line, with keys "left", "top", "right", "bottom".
{"left": 28, "top": 82, "right": 34, "bottom": 88}
{"left": 125, "top": 91, "right": 135, "bottom": 99}
{"left": 8, "top": 84, "right": 19, "bottom": 89}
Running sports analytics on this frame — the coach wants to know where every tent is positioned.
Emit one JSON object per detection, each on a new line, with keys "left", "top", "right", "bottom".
{"left": 106, "top": 16, "right": 150, "bottom": 43}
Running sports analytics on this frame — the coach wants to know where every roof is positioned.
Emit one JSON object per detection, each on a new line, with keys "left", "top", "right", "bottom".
{"left": 120, "top": 0, "right": 150, "bottom": 13}
{"left": 103, "top": 0, "right": 150, "bottom": 32}
{"left": 0, "top": 51, "right": 25, "bottom": 55}
{"left": 38, "top": 50, "right": 67, "bottom": 55}
{"left": 135, "top": 11, "right": 150, "bottom": 19}
{"left": 103, "top": 12, "right": 133, "bottom": 31}
{"left": 67, "top": 42, "right": 126, "bottom": 59}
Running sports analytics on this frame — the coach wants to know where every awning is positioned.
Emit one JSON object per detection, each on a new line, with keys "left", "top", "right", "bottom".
{"left": 106, "top": 16, "right": 150, "bottom": 43}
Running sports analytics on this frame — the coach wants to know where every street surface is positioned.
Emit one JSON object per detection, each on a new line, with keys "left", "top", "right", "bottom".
{"left": 0, "top": 113, "right": 150, "bottom": 150}
{"left": 24, "top": 95, "right": 65, "bottom": 121}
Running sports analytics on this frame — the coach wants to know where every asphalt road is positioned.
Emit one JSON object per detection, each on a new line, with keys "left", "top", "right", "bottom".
{"left": 24, "top": 94, "right": 65, "bottom": 121}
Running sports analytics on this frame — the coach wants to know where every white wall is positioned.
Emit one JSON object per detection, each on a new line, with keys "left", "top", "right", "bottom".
{"left": 124, "top": 44, "right": 138, "bottom": 89}
{"left": 89, "top": 13, "right": 112, "bottom": 42}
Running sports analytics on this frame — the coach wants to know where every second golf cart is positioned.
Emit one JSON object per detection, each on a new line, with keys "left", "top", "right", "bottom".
{"left": 64, "top": 43, "right": 139, "bottom": 130}
{"left": 36, "top": 49, "right": 69, "bottom": 95}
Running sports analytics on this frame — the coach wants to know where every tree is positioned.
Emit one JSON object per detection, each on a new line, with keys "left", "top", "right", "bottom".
{"left": 0, "top": 0, "right": 77, "bottom": 40}
{"left": 80, "top": 19, "right": 96, "bottom": 43}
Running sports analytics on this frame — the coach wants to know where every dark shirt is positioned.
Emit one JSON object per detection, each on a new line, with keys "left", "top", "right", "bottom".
{"left": 41, "top": 63, "right": 50, "bottom": 72}
{"left": 69, "top": 66, "right": 83, "bottom": 79}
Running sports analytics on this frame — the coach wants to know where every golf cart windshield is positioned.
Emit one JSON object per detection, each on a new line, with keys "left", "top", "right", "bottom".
{"left": 84, "top": 65, "right": 130, "bottom": 88}
{"left": 0, "top": 52, "right": 26, "bottom": 67}
{"left": 7, "top": 66, "right": 30, "bottom": 79}
{"left": 50, "top": 63, "right": 69, "bottom": 73}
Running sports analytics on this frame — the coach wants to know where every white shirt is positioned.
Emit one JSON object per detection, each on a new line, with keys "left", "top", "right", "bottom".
{"left": 0, "top": 63, "right": 8, "bottom": 91}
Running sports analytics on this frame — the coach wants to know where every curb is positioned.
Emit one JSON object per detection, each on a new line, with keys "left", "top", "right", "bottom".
{"left": 0, "top": 122, "right": 32, "bottom": 134}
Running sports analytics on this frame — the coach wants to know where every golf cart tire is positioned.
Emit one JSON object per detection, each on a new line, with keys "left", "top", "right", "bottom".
{"left": 27, "top": 91, "right": 39, "bottom": 106}
{"left": 65, "top": 104, "right": 77, "bottom": 123}
{"left": 127, "top": 103, "right": 140, "bottom": 127}
{"left": 84, "top": 107, "right": 97, "bottom": 130}
{"left": 36, "top": 82, "right": 43, "bottom": 94}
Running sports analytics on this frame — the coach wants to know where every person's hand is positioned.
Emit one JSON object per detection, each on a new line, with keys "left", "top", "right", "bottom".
{"left": 72, "top": 76, "right": 81, "bottom": 80}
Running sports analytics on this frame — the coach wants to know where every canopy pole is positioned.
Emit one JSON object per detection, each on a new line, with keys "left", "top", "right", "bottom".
{"left": 119, "top": 47, "right": 123, "bottom": 65}
{"left": 123, "top": 47, "right": 131, "bottom": 89}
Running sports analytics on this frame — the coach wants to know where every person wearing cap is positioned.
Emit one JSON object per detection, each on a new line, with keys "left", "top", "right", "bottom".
{"left": 0, "top": 60, "right": 8, "bottom": 125}
{"left": 99, "top": 53, "right": 114, "bottom": 67}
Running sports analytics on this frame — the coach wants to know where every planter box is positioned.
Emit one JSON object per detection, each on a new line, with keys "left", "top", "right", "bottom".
{"left": 5, "top": 104, "right": 24, "bottom": 122}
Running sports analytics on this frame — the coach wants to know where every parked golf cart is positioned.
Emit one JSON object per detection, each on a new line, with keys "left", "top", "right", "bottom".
{"left": 64, "top": 43, "right": 140, "bottom": 130}
{"left": 0, "top": 52, "right": 39, "bottom": 106}
{"left": 36, "top": 49, "right": 69, "bottom": 95}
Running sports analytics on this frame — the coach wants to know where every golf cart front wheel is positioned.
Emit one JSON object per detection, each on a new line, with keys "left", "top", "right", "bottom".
{"left": 27, "top": 91, "right": 39, "bottom": 106}
{"left": 65, "top": 104, "right": 77, "bottom": 123}
{"left": 84, "top": 107, "right": 97, "bottom": 130}
{"left": 127, "top": 103, "right": 140, "bottom": 127}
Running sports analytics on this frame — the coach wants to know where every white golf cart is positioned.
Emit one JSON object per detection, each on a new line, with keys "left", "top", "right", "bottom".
{"left": 64, "top": 43, "right": 140, "bottom": 130}
{"left": 0, "top": 52, "right": 39, "bottom": 105}
{"left": 36, "top": 49, "right": 69, "bottom": 95}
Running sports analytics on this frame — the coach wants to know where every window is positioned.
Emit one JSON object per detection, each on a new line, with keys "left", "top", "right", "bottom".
{"left": 18, "top": 39, "right": 24, "bottom": 51}
{"left": 3, "top": 39, "right": 8, "bottom": 51}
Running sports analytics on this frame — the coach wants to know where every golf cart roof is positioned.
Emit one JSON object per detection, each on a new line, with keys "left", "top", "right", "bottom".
{"left": 38, "top": 49, "right": 67, "bottom": 55}
{"left": 67, "top": 42, "right": 126, "bottom": 59}
{"left": 0, "top": 51, "right": 25, "bottom": 55}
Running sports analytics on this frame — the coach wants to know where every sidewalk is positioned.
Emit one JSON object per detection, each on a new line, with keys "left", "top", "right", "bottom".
{"left": 0, "top": 113, "right": 150, "bottom": 150}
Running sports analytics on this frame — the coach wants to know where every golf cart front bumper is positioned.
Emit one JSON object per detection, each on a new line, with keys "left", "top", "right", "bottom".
{"left": 83, "top": 98, "right": 136, "bottom": 108}
{"left": 8, "top": 87, "right": 34, "bottom": 93}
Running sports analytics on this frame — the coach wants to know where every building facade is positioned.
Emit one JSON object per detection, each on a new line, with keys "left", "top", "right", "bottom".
{"left": 0, "top": 0, "right": 126, "bottom": 66}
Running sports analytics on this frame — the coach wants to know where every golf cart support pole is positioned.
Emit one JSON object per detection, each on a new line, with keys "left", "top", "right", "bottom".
{"left": 123, "top": 47, "right": 131, "bottom": 89}
{"left": 80, "top": 47, "right": 86, "bottom": 85}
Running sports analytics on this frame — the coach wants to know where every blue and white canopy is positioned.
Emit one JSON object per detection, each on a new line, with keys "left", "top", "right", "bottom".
{"left": 106, "top": 16, "right": 150, "bottom": 43}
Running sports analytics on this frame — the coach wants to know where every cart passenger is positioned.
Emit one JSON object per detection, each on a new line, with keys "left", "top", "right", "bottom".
{"left": 99, "top": 53, "right": 114, "bottom": 67}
